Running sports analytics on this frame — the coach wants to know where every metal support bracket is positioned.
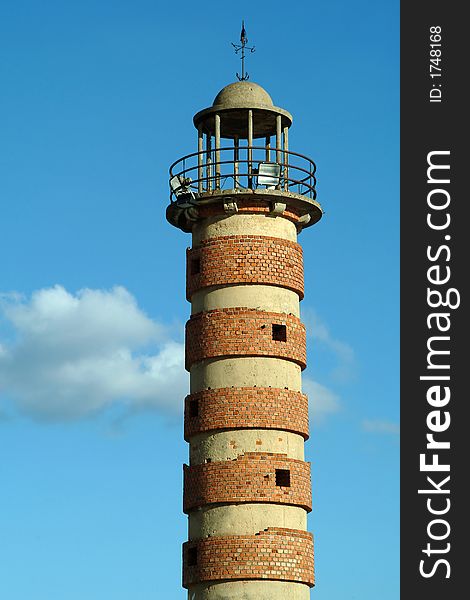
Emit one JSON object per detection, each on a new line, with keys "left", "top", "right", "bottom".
{"left": 223, "top": 199, "right": 238, "bottom": 214}
{"left": 270, "top": 202, "right": 287, "bottom": 215}
{"left": 296, "top": 212, "right": 312, "bottom": 233}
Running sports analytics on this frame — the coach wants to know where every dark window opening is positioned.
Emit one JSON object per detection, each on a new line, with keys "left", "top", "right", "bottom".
{"left": 191, "top": 258, "right": 201, "bottom": 275}
{"left": 272, "top": 324, "right": 287, "bottom": 342}
{"left": 275, "top": 469, "right": 291, "bottom": 487}
{"left": 187, "top": 547, "right": 198, "bottom": 566}
{"left": 189, "top": 399, "right": 199, "bottom": 418}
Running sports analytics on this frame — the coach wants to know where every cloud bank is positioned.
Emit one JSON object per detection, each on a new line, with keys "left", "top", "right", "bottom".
{"left": 362, "top": 419, "right": 400, "bottom": 435}
{"left": 0, "top": 286, "right": 187, "bottom": 421}
{"left": 302, "top": 307, "right": 356, "bottom": 383}
{"left": 0, "top": 287, "right": 346, "bottom": 426}
{"left": 302, "top": 377, "right": 340, "bottom": 424}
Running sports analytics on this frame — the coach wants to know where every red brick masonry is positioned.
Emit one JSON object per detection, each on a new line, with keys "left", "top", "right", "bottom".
{"left": 184, "top": 387, "right": 309, "bottom": 441}
{"left": 183, "top": 527, "right": 314, "bottom": 588}
{"left": 186, "top": 235, "right": 304, "bottom": 300}
{"left": 184, "top": 452, "right": 312, "bottom": 513}
{"left": 185, "top": 309, "right": 306, "bottom": 370}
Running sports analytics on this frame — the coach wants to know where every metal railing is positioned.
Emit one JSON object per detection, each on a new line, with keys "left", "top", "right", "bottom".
{"left": 169, "top": 145, "right": 317, "bottom": 202}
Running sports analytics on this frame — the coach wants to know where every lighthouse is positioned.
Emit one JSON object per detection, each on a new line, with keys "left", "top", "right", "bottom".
{"left": 167, "top": 64, "right": 322, "bottom": 598}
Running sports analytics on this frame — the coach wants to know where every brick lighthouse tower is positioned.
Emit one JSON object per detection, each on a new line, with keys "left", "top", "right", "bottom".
{"left": 167, "top": 62, "right": 322, "bottom": 598}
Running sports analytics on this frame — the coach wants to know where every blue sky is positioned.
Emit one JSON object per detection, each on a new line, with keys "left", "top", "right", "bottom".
{"left": 0, "top": 1, "right": 399, "bottom": 598}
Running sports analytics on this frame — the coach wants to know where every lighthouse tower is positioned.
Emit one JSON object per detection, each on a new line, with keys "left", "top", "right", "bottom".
{"left": 167, "top": 75, "right": 322, "bottom": 599}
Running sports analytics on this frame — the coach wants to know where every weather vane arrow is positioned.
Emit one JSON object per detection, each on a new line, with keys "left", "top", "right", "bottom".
{"left": 231, "top": 20, "right": 255, "bottom": 81}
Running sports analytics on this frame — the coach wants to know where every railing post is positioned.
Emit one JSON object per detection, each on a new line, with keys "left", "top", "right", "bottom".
{"left": 234, "top": 136, "right": 239, "bottom": 188}
{"left": 248, "top": 109, "right": 253, "bottom": 189}
{"left": 198, "top": 125, "right": 203, "bottom": 193}
{"left": 310, "top": 161, "right": 314, "bottom": 198}
{"left": 206, "top": 134, "right": 212, "bottom": 192}
{"left": 215, "top": 113, "right": 221, "bottom": 189}
{"left": 276, "top": 114, "right": 282, "bottom": 190}
{"left": 265, "top": 136, "right": 271, "bottom": 162}
{"left": 283, "top": 126, "right": 289, "bottom": 191}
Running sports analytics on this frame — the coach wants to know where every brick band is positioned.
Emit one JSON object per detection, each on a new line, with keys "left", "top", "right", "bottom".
{"left": 185, "top": 309, "right": 306, "bottom": 370}
{"left": 184, "top": 387, "right": 309, "bottom": 441}
{"left": 186, "top": 235, "right": 304, "bottom": 300}
{"left": 183, "top": 452, "right": 312, "bottom": 513}
{"left": 183, "top": 527, "right": 314, "bottom": 588}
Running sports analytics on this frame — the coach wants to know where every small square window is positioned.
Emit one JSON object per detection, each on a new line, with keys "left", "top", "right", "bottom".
{"left": 187, "top": 547, "right": 198, "bottom": 566}
{"left": 189, "top": 399, "right": 199, "bottom": 418}
{"left": 272, "top": 324, "right": 287, "bottom": 342}
{"left": 275, "top": 469, "right": 291, "bottom": 487}
{"left": 191, "top": 258, "right": 201, "bottom": 275}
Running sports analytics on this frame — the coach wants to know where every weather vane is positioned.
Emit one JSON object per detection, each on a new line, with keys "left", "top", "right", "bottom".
{"left": 231, "top": 20, "right": 255, "bottom": 81}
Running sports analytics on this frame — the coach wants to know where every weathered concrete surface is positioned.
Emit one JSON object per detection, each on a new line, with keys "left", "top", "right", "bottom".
{"left": 188, "top": 503, "right": 307, "bottom": 539}
{"left": 191, "top": 285, "right": 300, "bottom": 316}
{"left": 189, "top": 429, "right": 305, "bottom": 465}
{"left": 212, "top": 81, "right": 275, "bottom": 109}
{"left": 190, "top": 357, "right": 302, "bottom": 393}
{"left": 188, "top": 580, "right": 311, "bottom": 600}
{"left": 192, "top": 213, "right": 297, "bottom": 244}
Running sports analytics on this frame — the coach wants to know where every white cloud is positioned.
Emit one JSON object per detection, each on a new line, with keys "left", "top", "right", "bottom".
{"left": 302, "top": 307, "right": 356, "bottom": 382}
{"left": 297, "top": 307, "right": 356, "bottom": 425}
{"left": 302, "top": 377, "right": 341, "bottom": 424}
{"left": 362, "top": 419, "right": 400, "bottom": 435}
{"left": 0, "top": 286, "right": 188, "bottom": 421}
{"left": 0, "top": 288, "right": 349, "bottom": 427}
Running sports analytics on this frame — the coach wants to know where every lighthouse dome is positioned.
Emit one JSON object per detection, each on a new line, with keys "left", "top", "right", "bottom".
{"left": 212, "top": 81, "right": 274, "bottom": 109}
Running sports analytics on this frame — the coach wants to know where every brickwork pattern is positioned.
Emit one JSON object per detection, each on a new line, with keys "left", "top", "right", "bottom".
{"left": 185, "top": 309, "right": 306, "bottom": 370}
{"left": 186, "top": 235, "right": 304, "bottom": 300}
{"left": 184, "top": 387, "right": 309, "bottom": 441}
{"left": 184, "top": 452, "right": 312, "bottom": 512}
{"left": 183, "top": 527, "right": 314, "bottom": 588}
